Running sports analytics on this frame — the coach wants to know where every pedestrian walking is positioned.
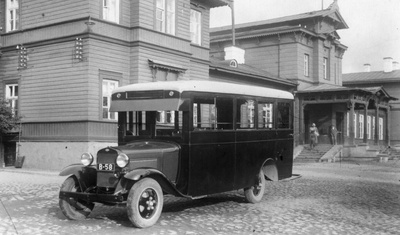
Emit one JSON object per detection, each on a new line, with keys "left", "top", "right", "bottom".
{"left": 309, "top": 123, "right": 319, "bottom": 150}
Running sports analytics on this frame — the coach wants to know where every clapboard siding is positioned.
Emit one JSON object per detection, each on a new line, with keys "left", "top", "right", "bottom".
{"left": 23, "top": 121, "right": 117, "bottom": 141}
{"left": 21, "top": 0, "right": 89, "bottom": 29}
{"left": 15, "top": 42, "right": 89, "bottom": 122}
{"left": 246, "top": 46, "right": 280, "bottom": 76}
{"left": 189, "top": 60, "right": 209, "bottom": 80}
{"left": 137, "top": 0, "right": 155, "bottom": 29}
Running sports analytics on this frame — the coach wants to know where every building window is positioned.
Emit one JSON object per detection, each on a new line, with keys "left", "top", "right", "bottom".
{"left": 367, "top": 116, "right": 371, "bottom": 139}
{"left": 155, "top": 0, "right": 175, "bottom": 35}
{"left": 304, "top": 54, "right": 309, "bottom": 77}
{"left": 258, "top": 102, "right": 274, "bottom": 129}
{"left": 346, "top": 112, "right": 349, "bottom": 137}
{"left": 323, "top": 57, "right": 329, "bottom": 80}
{"left": 6, "top": 0, "right": 19, "bottom": 32}
{"left": 190, "top": 9, "right": 202, "bottom": 45}
{"left": 359, "top": 114, "right": 364, "bottom": 138}
{"left": 372, "top": 116, "right": 376, "bottom": 140}
{"left": 5, "top": 84, "right": 18, "bottom": 116}
{"left": 353, "top": 113, "right": 357, "bottom": 138}
{"left": 379, "top": 117, "right": 383, "bottom": 140}
{"left": 102, "top": 79, "right": 119, "bottom": 120}
{"left": 103, "top": 0, "right": 120, "bottom": 23}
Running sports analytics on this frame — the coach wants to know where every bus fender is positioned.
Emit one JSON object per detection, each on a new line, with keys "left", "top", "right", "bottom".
{"left": 59, "top": 164, "right": 97, "bottom": 191}
{"left": 118, "top": 168, "right": 185, "bottom": 197}
{"left": 262, "top": 159, "right": 278, "bottom": 181}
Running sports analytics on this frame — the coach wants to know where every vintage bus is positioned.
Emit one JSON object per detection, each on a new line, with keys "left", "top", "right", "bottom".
{"left": 59, "top": 80, "right": 294, "bottom": 228}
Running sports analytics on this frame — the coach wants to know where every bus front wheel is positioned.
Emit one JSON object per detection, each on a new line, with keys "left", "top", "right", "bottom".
{"left": 244, "top": 169, "right": 266, "bottom": 203}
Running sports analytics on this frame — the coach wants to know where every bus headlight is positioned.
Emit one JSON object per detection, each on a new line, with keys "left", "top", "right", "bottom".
{"left": 116, "top": 153, "right": 129, "bottom": 168}
{"left": 81, "top": 153, "right": 94, "bottom": 166}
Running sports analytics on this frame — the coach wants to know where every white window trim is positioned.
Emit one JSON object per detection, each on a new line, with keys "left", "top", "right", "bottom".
{"left": 379, "top": 117, "right": 383, "bottom": 140}
{"left": 367, "top": 116, "right": 371, "bottom": 139}
{"left": 372, "top": 116, "right": 376, "bottom": 140}
{"left": 346, "top": 112, "right": 349, "bottom": 137}
{"left": 156, "top": 0, "right": 175, "bottom": 35}
{"left": 359, "top": 114, "right": 364, "bottom": 138}
{"left": 323, "top": 57, "right": 329, "bottom": 80}
{"left": 6, "top": 0, "right": 19, "bottom": 32}
{"left": 102, "top": 79, "right": 119, "bottom": 120}
{"left": 353, "top": 113, "right": 357, "bottom": 138}
{"left": 304, "top": 54, "right": 309, "bottom": 77}
{"left": 190, "top": 9, "right": 202, "bottom": 45}
{"left": 103, "top": 0, "right": 120, "bottom": 24}
{"left": 5, "top": 83, "right": 18, "bottom": 116}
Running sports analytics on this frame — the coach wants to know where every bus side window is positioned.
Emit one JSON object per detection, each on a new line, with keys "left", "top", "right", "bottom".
{"left": 277, "top": 102, "right": 290, "bottom": 129}
{"left": 193, "top": 98, "right": 216, "bottom": 130}
{"left": 216, "top": 98, "right": 233, "bottom": 130}
{"left": 237, "top": 99, "right": 255, "bottom": 129}
{"left": 258, "top": 102, "right": 274, "bottom": 129}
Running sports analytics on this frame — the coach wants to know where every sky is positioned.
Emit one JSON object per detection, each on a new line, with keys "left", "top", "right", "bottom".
{"left": 210, "top": 0, "right": 400, "bottom": 74}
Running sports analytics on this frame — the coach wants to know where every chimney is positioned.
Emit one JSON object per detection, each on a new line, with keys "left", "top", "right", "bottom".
{"left": 393, "top": 61, "right": 400, "bottom": 70}
{"left": 224, "top": 46, "right": 245, "bottom": 64}
{"left": 383, "top": 57, "right": 393, "bottom": 73}
{"left": 363, "top": 63, "right": 371, "bottom": 72}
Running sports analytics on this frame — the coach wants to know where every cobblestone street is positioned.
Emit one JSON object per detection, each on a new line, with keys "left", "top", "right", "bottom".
{"left": 1, "top": 161, "right": 399, "bottom": 235}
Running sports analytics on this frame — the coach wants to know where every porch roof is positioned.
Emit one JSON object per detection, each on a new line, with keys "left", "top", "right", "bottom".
{"left": 296, "top": 84, "right": 397, "bottom": 101}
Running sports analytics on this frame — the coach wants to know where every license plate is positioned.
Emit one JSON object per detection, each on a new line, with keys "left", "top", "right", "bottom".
{"left": 97, "top": 163, "right": 115, "bottom": 171}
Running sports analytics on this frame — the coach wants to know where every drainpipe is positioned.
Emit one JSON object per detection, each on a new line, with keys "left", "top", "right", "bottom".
{"left": 278, "top": 34, "right": 281, "bottom": 77}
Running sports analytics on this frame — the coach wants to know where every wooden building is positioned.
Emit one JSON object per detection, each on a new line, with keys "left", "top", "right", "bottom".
{"left": 343, "top": 59, "right": 400, "bottom": 146}
{"left": 210, "top": 1, "right": 396, "bottom": 152}
{"left": 0, "top": 0, "right": 235, "bottom": 169}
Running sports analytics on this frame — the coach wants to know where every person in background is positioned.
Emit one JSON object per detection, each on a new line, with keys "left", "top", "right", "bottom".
{"left": 309, "top": 123, "right": 319, "bottom": 150}
{"left": 330, "top": 125, "right": 338, "bottom": 145}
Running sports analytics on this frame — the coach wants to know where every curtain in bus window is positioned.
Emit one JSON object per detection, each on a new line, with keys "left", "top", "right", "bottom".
{"left": 258, "top": 102, "right": 274, "bottom": 129}
{"left": 277, "top": 102, "right": 290, "bottom": 129}
{"left": 237, "top": 99, "right": 255, "bottom": 129}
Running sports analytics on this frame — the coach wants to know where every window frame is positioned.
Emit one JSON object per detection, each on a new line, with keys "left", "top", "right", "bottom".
{"left": 367, "top": 115, "right": 371, "bottom": 139}
{"left": 155, "top": 0, "right": 176, "bottom": 35}
{"left": 99, "top": 70, "right": 122, "bottom": 121}
{"left": 6, "top": 0, "right": 19, "bottom": 32}
{"left": 190, "top": 9, "right": 202, "bottom": 45}
{"left": 323, "top": 57, "right": 329, "bottom": 80}
{"left": 359, "top": 114, "right": 364, "bottom": 138}
{"left": 5, "top": 83, "right": 19, "bottom": 116}
{"left": 379, "top": 117, "right": 383, "bottom": 140}
{"left": 304, "top": 54, "right": 309, "bottom": 77}
{"left": 102, "top": 0, "right": 121, "bottom": 24}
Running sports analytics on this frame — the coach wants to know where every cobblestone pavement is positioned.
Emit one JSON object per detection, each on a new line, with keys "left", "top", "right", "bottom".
{"left": 0, "top": 161, "right": 399, "bottom": 235}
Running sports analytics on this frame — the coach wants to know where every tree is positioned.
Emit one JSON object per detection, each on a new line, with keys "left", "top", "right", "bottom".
{"left": 0, "top": 99, "right": 20, "bottom": 167}
{"left": 0, "top": 99, "right": 20, "bottom": 135}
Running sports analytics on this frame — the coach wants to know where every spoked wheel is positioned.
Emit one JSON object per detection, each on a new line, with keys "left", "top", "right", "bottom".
{"left": 127, "top": 178, "right": 164, "bottom": 228}
{"left": 59, "top": 176, "right": 94, "bottom": 220}
{"left": 244, "top": 169, "right": 266, "bottom": 203}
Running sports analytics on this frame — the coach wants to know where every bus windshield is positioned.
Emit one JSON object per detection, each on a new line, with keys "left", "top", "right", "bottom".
{"left": 122, "top": 110, "right": 183, "bottom": 138}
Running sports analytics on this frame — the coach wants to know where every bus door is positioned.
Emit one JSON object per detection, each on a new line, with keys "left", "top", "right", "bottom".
{"left": 188, "top": 97, "right": 236, "bottom": 197}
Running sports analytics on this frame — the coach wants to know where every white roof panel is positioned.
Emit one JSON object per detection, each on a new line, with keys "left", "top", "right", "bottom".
{"left": 112, "top": 80, "right": 294, "bottom": 100}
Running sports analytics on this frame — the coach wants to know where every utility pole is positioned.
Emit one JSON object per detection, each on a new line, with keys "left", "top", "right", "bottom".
{"left": 228, "top": 0, "right": 235, "bottom": 46}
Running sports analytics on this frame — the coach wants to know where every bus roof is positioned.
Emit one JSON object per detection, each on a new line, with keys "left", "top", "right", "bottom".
{"left": 112, "top": 80, "right": 294, "bottom": 100}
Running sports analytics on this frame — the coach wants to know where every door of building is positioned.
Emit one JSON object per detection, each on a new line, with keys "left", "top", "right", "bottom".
{"left": 4, "top": 142, "right": 16, "bottom": 167}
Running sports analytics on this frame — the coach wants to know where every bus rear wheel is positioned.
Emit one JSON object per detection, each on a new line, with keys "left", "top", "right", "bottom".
{"left": 244, "top": 169, "right": 266, "bottom": 203}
